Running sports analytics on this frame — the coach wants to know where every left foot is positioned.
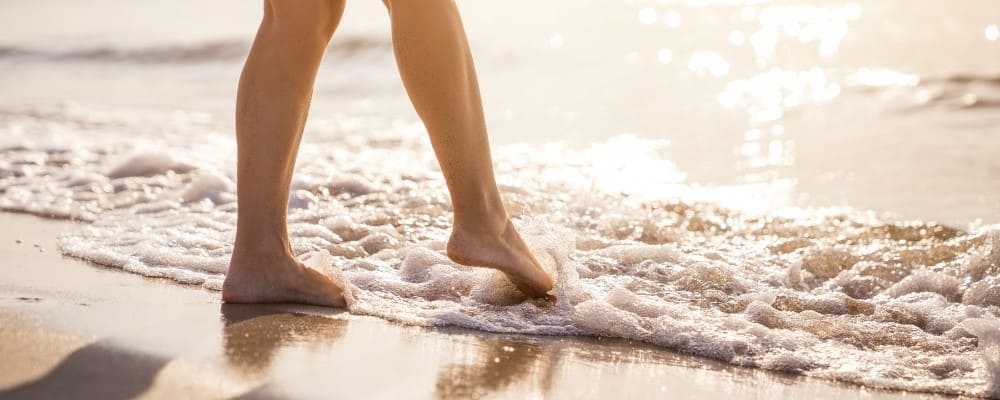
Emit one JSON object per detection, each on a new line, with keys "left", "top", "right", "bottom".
{"left": 446, "top": 219, "right": 555, "bottom": 298}
{"left": 223, "top": 248, "right": 347, "bottom": 307}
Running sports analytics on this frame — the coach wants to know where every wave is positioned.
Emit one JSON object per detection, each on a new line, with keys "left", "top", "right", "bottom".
{"left": 913, "top": 74, "right": 1000, "bottom": 110}
{"left": 847, "top": 71, "right": 1000, "bottom": 111}
{"left": 923, "top": 74, "right": 1000, "bottom": 86}
{"left": 1, "top": 106, "right": 999, "bottom": 398}
{"left": 0, "top": 36, "right": 391, "bottom": 64}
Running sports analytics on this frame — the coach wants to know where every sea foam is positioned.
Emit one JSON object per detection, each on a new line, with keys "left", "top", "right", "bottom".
{"left": 1, "top": 106, "right": 999, "bottom": 398}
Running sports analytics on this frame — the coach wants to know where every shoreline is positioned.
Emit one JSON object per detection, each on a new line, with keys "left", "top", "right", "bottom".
{"left": 0, "top": 212, "right": 957, "bottom": 399}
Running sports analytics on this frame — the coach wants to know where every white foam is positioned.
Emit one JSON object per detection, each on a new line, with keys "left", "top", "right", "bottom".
{"left": 180, "top": 171, "right": 235, "bottom": 204}
{"left": 961, "top": 318, "right": 1000, "bottom": 397}
{"left": 886, "top": 270, "right": 962, "bottom": 299}
{"left": 2, "top": 106, "right": 1000, "bottom": 398}
{"left": 965, "top": 276, "right": 1000, "bottom": 308}
{"left": 107, "top": 152, "right": 192, "bottom": 179}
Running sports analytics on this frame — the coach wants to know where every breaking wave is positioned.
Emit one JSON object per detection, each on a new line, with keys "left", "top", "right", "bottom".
{"left": 0, "top": 36, "right": 391, "bottom": 64}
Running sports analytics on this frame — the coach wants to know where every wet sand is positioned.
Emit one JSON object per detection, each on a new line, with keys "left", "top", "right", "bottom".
{"left": 0, "top": 212, "right": 952, "bottom": 399}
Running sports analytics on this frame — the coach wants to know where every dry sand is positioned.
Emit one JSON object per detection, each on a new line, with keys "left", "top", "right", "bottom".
{"left": 0, "top": 213, "right": 950, "bottom": 399}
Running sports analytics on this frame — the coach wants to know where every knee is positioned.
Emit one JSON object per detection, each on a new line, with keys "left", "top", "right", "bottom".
{"left": 262, "top": 0, "right": 345, "bottom": 40}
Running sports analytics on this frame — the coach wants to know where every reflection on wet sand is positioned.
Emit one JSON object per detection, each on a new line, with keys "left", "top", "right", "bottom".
{"left": 429, "top": 328, "right": 816, "bottom": 400}
{"left": 220, "top": 304, "right": 348, "bottom": 380}
{"left": 434, "top": 336, "right": 560, "bottom": 400}
{"left": 428, "top": 329, "right": 876, "bottom": 399}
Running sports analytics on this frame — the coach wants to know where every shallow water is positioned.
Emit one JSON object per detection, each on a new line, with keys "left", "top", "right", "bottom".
{"left": 1, "top": 0, "right": 1000, "bottom": 397}
{"left": 0, "top": 106, "right": 998, "bottom": 397}
{"left": 3, "top": 0, "right": 1000, "bottom": 224}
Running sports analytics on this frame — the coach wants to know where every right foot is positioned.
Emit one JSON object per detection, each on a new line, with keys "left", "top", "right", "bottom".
{"left": 446, "top": 219, "right": 555, "bottom": 298}
{"left": 223, "top": 250, "right": 347, "bottom": 307}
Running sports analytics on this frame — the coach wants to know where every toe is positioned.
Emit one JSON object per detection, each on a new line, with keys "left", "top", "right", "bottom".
{"left": 303, "top": 268, "right": 347, "bottom": 308}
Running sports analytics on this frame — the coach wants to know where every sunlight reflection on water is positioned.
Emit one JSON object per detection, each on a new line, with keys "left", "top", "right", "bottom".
{"left": 616, "top": 0, "right": 971, "bottom": 211}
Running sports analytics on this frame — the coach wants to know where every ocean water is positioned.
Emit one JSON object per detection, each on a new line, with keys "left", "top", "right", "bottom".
{"left": 2, "top": 0, "right": 1000, "bottom": 398}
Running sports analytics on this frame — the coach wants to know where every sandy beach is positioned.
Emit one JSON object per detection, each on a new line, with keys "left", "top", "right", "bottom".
{"left": 2, "top": 0, "right": 999, "bottom": 398}
{"left": 0, "top": 212, "right": 953, "bottom": 399}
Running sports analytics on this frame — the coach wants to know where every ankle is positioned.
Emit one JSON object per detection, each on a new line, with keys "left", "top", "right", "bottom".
{"left": 232, "top": 233, "right": 293, "bottom": 260}
{"left": 453, "top": 212, "right": 510, "bottom": 237}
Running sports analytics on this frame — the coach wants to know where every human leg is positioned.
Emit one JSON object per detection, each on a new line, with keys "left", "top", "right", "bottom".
{"left": 224, "top": 0, "right": 348, "bottom": 307}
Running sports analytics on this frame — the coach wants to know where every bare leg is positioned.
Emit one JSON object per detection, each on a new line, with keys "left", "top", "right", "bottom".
{"left": 385, "top": 0, "right": 554, "bottom": 297}
{"left": 223, "top": 0, "right": 347, "bottom": 307}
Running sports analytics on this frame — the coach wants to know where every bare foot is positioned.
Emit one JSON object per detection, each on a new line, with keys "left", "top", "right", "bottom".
{"left": 223, "top": 250, "right": 347, "bottom": 308}
{"left": 446, "top": 219, "right": 555, "bottom": 298}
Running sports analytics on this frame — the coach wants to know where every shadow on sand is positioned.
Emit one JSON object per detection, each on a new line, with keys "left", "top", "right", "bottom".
{"left": 0, "top": 304, "right": 349, "bottom": 400}
{"left": 0, "top": 339, "right": 169, "bottom": 400}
